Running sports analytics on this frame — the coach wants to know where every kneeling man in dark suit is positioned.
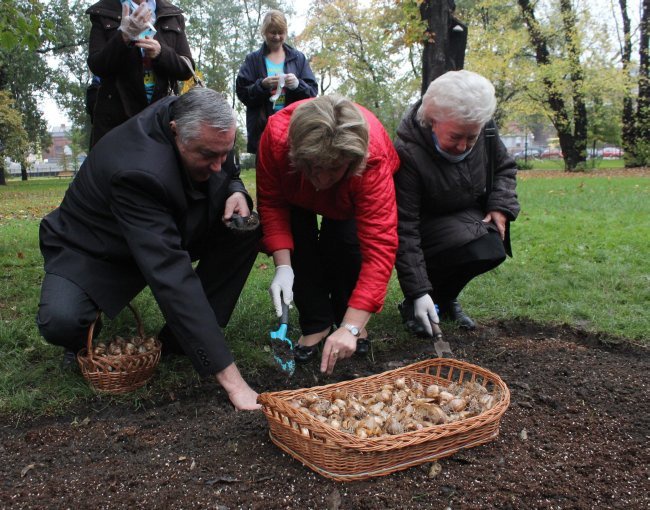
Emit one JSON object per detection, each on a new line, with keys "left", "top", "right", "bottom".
{"left": 38, "top": 87, "right": 261, "bottom": 410}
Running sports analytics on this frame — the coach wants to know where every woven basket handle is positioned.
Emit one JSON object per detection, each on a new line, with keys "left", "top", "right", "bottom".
{"left": 86, "top": 304, "right": 144, "bottom": 359}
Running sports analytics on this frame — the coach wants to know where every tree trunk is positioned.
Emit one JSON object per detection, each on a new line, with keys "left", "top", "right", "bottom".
{"left": 618, "top": 0, "right": 637, "bottom": 166}
{"left": 560, "top": 0, "right": 587, "bottom": 169}
{"left": 637, "top": 0, "right": 650, "bottom": 143}
{"left": 0, "top": 160, "right": 6, "bottom": 186}
{"left": 20, "top": 161, "right": 28, "bottom": 181}
{"left": 518, "top": 0, "right": 585, "bottom": 171}
{"left": 420, "top": 0, "right": 467, "bottom": 94}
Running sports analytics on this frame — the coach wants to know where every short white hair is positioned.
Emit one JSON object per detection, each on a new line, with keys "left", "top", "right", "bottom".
{"left": 416, "top": 70, "right": 496, "bottom": 128}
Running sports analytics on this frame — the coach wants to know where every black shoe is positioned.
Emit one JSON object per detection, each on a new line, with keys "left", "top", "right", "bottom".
{"left": 294, "top": 343, "right": 319, "bottom": 363}
{"left": 439, "top": 300, "right": 476, "bottom": 330}
{"left": 355, "top": 337, "right": 371, "bottom": 357}
{"left": 60, "top": 349, "right": 77, "bottom": 370}
{"left": 397, "top": 299, "right": 430, "bottom": 338}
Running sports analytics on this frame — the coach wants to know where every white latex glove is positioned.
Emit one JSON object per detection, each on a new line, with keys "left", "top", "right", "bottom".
{"left": 413, "top": 294, "right": 439, "bottom": 337}
{"left": 284, "top": 73, "right": 299, "bottom": 90}
{"left": 269, "top": 265, "right": 294, "bottom": 317}
{"left": 119, "top": 2, "right": 151, "bottom": 41}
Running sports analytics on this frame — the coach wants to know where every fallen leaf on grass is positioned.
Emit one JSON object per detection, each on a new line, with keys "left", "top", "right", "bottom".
{"left": 17, "top": 252, "right": 24, "bottom": 259}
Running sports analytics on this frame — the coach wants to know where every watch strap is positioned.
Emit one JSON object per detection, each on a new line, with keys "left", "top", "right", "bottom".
{"left": 341, "top": 322, "right": 361, "bottom": 337}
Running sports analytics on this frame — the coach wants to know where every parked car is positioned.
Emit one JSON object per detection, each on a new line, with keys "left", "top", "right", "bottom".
{"left": 513, "top": 148, "right": 542, "bottom": 160}
{"left": 602, "top": 146, "right": 623, "bottom": 158}
{"left": 540, "top": 147, "right": 563, "bottom": 159}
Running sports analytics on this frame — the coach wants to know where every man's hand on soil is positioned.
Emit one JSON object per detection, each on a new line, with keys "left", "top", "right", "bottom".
{"left": 227, "top": 385, "right": 261, "bottom": 411}
{"left": 215, "top": 363, "right": 261, "bottom": 411}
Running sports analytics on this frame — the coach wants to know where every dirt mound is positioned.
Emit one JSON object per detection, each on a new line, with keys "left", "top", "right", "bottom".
{"left": 1, "top": 320, "right": 648, "bottom": 509}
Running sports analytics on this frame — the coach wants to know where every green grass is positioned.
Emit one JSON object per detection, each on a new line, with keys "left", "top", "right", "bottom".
{"left": 1, "top": 171, "right": 648, "bottom": 417}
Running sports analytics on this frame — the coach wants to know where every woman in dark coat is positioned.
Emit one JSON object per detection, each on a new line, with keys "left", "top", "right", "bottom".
{"left": 86, "top": 0, "right": 194, "bottom": 147}
{"left": 394, "top": 70, "right": 520, "bottom": 335}
{"left": 236, "top": 10, "right": 318, "bottom": 154}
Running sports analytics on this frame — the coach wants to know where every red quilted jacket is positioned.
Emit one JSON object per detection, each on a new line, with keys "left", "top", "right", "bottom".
{"left": 256, "top": 99, "right": 399, "bottom": 313}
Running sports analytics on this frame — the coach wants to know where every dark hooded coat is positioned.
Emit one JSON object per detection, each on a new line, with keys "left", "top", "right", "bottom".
{"left": 393, "top": 100, "right": 520, "bottom": 300}
{"left": 86, "top": 0, "right": 193, "bottom": 147}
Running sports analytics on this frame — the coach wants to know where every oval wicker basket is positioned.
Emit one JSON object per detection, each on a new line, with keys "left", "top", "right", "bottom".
{"left": 76, "top": 304, "right": 161, "bottom": 394}
{"left": 258, "top": 358, "right": 510, "bottom": 481}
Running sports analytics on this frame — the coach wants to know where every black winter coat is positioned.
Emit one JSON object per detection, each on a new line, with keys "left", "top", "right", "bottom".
{"left": 235, "top": 43, "right": 318, "bottom": 153}
{"left": 39, "top": 97, "right": 252, "bottom": 377}
{"left": 86, "top": 0, "right": 193, "bottom": 147}
{"left": 393, "top": 101, "right": 520, "bottom": 300}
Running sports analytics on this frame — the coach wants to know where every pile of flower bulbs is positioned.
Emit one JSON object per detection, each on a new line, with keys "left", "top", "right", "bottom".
{"left": 289, "top": 377, "right": 498, "bottom": 438}
{"left": 92, "top": 336, "right": 158, "bottom": 357}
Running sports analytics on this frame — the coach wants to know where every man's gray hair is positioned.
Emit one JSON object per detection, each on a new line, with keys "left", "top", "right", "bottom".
{"left": 171, "top": 87, "right": 236, "bottom": 143}
{"left": 416, "top": 70, "right": 496, "bottom": 128}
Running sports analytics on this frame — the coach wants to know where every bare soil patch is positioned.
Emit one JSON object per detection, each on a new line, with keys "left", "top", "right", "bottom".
{"left": 1, "top": 320, "right": 648, "bottom": 509}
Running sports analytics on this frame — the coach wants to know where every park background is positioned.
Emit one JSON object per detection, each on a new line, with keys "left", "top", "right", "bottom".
{"left": 1, "top": 0, "right": 649, "bottom": 177}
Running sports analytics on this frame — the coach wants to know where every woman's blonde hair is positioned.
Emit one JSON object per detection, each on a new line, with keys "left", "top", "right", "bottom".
{"left": 260, "top": 10, "right": 288, "bottom": 36}
{"left": 289, "top": 95, "right": 369, "bottom": 178}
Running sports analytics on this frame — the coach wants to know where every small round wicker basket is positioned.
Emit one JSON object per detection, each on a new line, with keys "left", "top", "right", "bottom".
{"left": 76, "top": 304, "right": 161, "bottom": 394}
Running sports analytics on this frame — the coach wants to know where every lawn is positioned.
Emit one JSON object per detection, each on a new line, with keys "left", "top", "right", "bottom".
{"left": 0, "top": 169, "right": 648, "bottom": 417}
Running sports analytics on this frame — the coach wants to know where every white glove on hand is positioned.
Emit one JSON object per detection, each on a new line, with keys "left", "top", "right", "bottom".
{"left": 269, "top": 265, "right": 294, "bottom": 317}
{"left": 119, "top": 2, "right": 151, "bottom": 41}
{"left": 284, "top": 73, "right": 299, "bottom": 90}
{"left": 413, "top": 294, "right": 439, "bottom": 337}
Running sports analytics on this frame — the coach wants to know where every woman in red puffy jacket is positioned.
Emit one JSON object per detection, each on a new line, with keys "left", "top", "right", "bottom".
{"left": 256, "top": 95, "right": 399, "bottom": 375}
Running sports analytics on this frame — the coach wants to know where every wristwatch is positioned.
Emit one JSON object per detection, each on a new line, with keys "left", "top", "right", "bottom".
{"left": 341, "top": 323, "right": 361, "bottom": 337}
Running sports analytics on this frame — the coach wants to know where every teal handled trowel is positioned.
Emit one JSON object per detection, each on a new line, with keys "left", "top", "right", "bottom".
{"left": 269, "top": 302, "right": 295, "bottom": 376}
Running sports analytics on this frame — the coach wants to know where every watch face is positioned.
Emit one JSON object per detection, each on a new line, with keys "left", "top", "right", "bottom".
{"left": 344, "top": 324, "right": 360, "bottom": 336}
